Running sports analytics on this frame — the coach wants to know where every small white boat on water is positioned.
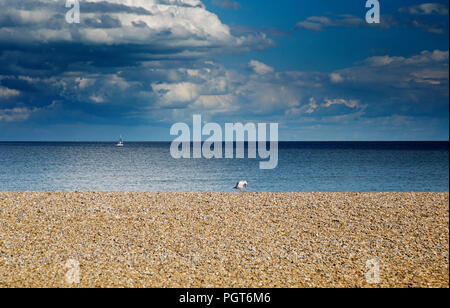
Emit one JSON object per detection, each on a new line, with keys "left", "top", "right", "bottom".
{"left": 116, "top": 135, "right": 124, "bottom": 147}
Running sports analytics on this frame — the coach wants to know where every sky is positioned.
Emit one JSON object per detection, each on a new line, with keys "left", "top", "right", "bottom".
{"left": 0, "top": 0, "right": 449, "bottom": 141}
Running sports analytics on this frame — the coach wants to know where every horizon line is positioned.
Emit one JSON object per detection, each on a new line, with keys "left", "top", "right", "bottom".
{"left": 0, "top": 140, "right": 449, "bottom": 143}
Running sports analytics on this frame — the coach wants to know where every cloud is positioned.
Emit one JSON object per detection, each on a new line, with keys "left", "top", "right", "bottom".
{"left": 0, "top": 0, "right": 272, "bottom": 53}
{"left": 363, "top": 50, "right": 449, "bottom": 66}
{"left": 296, "top": 16, "right": 331, "bottom": 32}
{"left": 399, "top": 3, "right": 449, "bottom": 15}
{"left": 323, "top": 99, "right": 362, "bottom": 109}
{"left": 409, "top": 19, "right": 448, "bottom": 34}
{"left": 212, "top": 0, "right": 240, "bottom": 10}
{"left": 295, "top": 14, "right": 391, "bottom": 32}
{"left": 2, "top": 44, "right": 447, "bottom": 127}
{"left": 296, "top": 9, "right": 448, "bottom": 34}
{"left": 0, "top": 0, "right": 275, "bottom": 124}
{"left": 295, "top": 21, "right": 326, "bottom": 32}
{"left": 152, "top": 82, "right": 200, "bottom": 106}
{"left": 0, "top": 107, "right": 35, "bottom": 122}
{"left": 231, "top": 25, "right": 292, "bottom": 38}
{"left": 286, "top": 97, "right": 319, "bottom": 116}
{"left": 329, "top": 73, "right": 344, "bottom": 83}
{"left": 89, "top": 95, "right": 106, "bottom": 103}
{"left": 192, "top": 94, "right": 238, "bottom": 115}
{"left": 248, "top": 60, "right": 274, "bottom": 75}
{"left": 0, "top": 86, "right": 20, "bottom": 98}
{"left": 326, "top": 50, "right": 449, "bottom": 119}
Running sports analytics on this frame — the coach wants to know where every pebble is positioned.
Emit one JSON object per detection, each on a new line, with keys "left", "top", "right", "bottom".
{"left": 0, "top": 192, "right": 448, "bottom": 288}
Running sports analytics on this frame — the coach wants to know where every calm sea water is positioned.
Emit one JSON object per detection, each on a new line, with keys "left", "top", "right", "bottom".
{"left": 0, "top": 142, "right": 448, "bottom": 192}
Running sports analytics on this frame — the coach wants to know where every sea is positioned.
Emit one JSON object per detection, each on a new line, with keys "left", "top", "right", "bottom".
{"left": 0, "top": 142, "right": 448, "bottom": 192}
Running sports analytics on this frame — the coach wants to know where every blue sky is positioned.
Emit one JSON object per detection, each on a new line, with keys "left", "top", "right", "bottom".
{"left": 0, "top": 0, "right": 449, "bottom": 141}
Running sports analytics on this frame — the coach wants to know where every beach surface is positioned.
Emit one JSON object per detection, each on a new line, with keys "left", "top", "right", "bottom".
{"left": 0, "top": 192, "right": 448, "bottom": 288}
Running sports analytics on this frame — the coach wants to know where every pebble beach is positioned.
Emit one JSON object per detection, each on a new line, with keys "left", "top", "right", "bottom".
{"left": 0, "top": 192, "right": 448, "bottom": 288}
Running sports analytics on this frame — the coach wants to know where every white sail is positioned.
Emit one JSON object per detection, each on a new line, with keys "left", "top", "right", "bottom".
{"left": 116, "top": 135, "right": 124, "bottom": 147}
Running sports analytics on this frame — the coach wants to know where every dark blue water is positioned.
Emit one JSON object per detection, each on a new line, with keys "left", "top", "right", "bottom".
{"left": 0, "top": 142, "right": 448, "bottom": 192}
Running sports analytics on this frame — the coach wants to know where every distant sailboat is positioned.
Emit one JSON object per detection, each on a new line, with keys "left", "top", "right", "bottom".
{"left": 116, "top": 135, "right": 124, "bottom": 147}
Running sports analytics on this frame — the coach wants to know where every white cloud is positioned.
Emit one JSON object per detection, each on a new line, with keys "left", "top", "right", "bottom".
{"left": 305, "top": 97, "right": 319, "bottom": 114}
{"left": 329, "top": 73, "right": 344, "bottom": 83}
{"left": 410, "top": 69, "right": 448, "bottom": 85}
{"left": 192, "top": 94, "right": 237, "bottom": 114}
{"left": 364, "top": 55, "right": 405, "bottom": 66}
{"left": 248, "top": 60, "right": 274, "bottom": 75}
{"left": 0, "top": 86, "right": 20, "bottom": 98}
{"left": 296, "top": 20, "right": 326, "bottom": 32}
{"left": 89, "top": 95, "right": 105, "bottom": 103}
{"left": 152, "top": 82, "right": 200, "bottom": 105}
{"left": 286, "top": 97, "right": 319, "bottom": 116}
{"left": 323, "top": 99, "right": 361, "bottom": 108}
{"left": 362, "top": 50, "right": 449, "bottom": 68}
{"left": 405, "top": 50, "right": 449, "bottom": 64}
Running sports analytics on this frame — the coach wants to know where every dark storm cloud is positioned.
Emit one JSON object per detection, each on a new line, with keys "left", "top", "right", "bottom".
{"left": 0, "top": 0, "right": 272, "bottom": 82}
